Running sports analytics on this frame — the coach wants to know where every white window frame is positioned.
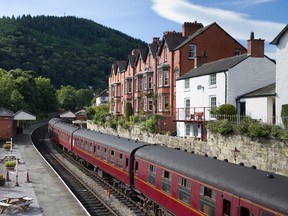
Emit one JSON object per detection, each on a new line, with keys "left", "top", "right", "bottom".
{"left": 164, "top": 95, "right": 169, "bottom": 111}
{"left": 210, "top": 96, "right": 217, "bottom": 107}
{"left": 188, "top": 44, "right": 196, "bottom": 59}
{"left": 209, "top": 74, "right": 216, "bottom": 86}
{"left": 158, "top": 72, "right": 162, "bottom": 87}
{"left": 148, "top": 98, "right": 153, "bottom": 111}
{"left": 184, "top": 79, "right": 190, "bottom": 89}
{"left": 148, "top": 76, "right": 153, "bottom": 89}
{"left": 164, "top": 71, "right": 169, "bottom": 86}
{"left": 158, "top": 95, "right": 162, "bottom": 112}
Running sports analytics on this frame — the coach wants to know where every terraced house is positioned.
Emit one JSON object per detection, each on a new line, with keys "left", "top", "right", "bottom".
{"left": 109, "top": 21, "right": 246, "bottom": 133}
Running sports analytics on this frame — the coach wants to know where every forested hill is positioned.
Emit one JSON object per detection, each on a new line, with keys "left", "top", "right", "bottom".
{"left": 0, "top": 15, "right": 147, "bottom": 90}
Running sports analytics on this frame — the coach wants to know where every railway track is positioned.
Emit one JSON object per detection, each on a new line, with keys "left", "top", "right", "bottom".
{"left": 33, "top": 126, "right": 120, "bottom": 216}
{"left": 32, "top": 125, "right": 146, "bottom": 216}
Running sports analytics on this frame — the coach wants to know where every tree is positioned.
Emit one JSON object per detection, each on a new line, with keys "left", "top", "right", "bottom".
{"left": 35, "top": 77, "right": 58, "bottom": 111}
{"left": 10, "top": 90, "right": 27, "bottom": 111}
{"left": 76, "top": 88, "right": 94, "bottom": 109}
{"left": 57, "top": 85, "right": 77, "bottom": 110}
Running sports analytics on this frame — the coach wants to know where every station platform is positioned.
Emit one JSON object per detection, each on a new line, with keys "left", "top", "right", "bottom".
{"left": 0, "top": 123, "right": 89, "bottom": 216}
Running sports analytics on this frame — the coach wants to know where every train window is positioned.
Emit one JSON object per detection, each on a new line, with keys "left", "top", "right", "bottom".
{"left": 223, "top": 199, "right": 231, "bottom": 216}
{"left": 93, "top": 145, "right": 96, "bottom": 154}
{"left": 148, "top": 164, "right": 156, "bottom": 186}
{"left": 103, "top": 148, "right": 107, "bottom": 161}
{"left": 125, "top": 158, "right": 129, "bottom": 169}
{"left": 97, "top": 145, "right": 101, "bottom": 158}
{"left": 240, "top": 207, "right": 250, "bottom": 216}
{"left": 110, "top": 150, "right": 115, "bottom": 165}
{"left": 135, "top": 161, "right": 139, "bottom": 175}
{"left": 90, "top": 143, "right": 93, "bottom": 152}
{"left": 178, "top": 177, "right": 191, "bottom": 205}
{"left": 199, "top": 186, "right": 216, "bottom": 216}
{"left": 260, "top": 210, "right": 273, "bottom": 216}
{"left": 118, "top": 153, "right": 123, "bottom": 169}
{"left": 161, "top": 170, "right": 171, "bottom": 194}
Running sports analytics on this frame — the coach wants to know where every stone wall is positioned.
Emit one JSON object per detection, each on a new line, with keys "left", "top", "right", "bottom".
{"left": 87, "top": 120, "right": 288, "bottom": 177}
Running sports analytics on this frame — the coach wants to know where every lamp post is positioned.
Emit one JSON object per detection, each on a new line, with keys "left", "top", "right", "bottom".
{"left": 231, "top": 147, "right": 240, "bottom": 164}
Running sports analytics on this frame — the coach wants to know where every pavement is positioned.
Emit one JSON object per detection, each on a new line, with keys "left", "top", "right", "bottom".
{"left": 0, "top": 123, "right": 89, "bottom": 216}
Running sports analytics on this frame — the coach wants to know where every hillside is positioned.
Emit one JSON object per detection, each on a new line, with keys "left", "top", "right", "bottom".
{"left": 0, "top": 15, "right": 147, "bottom": 90}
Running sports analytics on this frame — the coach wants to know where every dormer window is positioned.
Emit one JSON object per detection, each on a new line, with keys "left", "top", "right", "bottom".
{"left": 189, "top": 44, "right": 196, "bottom": 59}
{"left": 164, "top": 46, "right": 168, "bottom": 61}
{"left": 235, "top": 49, "right": 241, "bottom": 55}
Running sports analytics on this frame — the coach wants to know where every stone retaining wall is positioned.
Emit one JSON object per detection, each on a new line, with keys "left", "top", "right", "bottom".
{"left": 87, "top": 120, "right": 288, "bottom": 176}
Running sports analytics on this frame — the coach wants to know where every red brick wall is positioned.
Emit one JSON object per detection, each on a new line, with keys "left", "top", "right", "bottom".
{"left": 0, "top": 117, "right": 14, "bottom": 139}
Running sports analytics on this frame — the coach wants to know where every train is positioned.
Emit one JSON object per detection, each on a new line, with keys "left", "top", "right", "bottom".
{"left": 48, "top": 118, "right": 288, "bottom": 216}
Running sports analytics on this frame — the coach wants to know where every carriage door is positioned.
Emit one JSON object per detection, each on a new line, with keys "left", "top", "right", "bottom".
{"left": 239, "top": 199, "right": 252, "bottom": 216}
{"left": 221, "top": 193, "right": 234, "bottom": 216}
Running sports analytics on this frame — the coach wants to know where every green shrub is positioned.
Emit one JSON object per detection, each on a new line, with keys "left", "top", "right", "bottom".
{"left": 5, "top": 160, "right": 16, "bottom": 168}
{"left": 205, "top": 120, "right": 220, "bottom": 134}
{"left": 219, "top": 104, "right": 237, "bottom": 115}
{"left": 270, "top": 125, "right": 281, "bottom": 138}
{"left": 236, "top": 118, "right": 254, "bottom": 134}
{"left": 218, "top": 119, "right": 234, "bottom": 135}
{"left": 125, "top": 102, "right": 133, "bottom": 119}
{"left": 2, "top": 143, "right": 11, "bottom": 150}
{"left": 248, "top": 122, "right": 270, "bottom": 138}
{"left": 281, "top": 104, "right": 288, "bottom": 128}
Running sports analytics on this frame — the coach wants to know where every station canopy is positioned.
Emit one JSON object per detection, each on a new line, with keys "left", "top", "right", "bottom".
{"left": 13, "top": 110, "right": 36, "bottom": 121}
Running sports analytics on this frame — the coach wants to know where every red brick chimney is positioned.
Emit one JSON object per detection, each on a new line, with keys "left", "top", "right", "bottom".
{"left": 182, "top": 21, "right": 204, "bottom": 37}
{"left": 247, "top": 32, "right": 265, "bottom": 57}
{"left": 152, "top": 37, "right": 160, "bottom": 44}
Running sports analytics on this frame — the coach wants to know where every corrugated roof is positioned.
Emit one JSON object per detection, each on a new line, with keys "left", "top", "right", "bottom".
{"left": 178, "top": 54, "right": 248, "bottom": 80}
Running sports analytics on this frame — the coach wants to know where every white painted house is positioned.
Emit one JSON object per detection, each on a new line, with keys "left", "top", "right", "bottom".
{"left": 175, "top": 33, "right": 276, "bottom": 139}
{"left": 271, "top": 25, "right": 288, "bottom": 127}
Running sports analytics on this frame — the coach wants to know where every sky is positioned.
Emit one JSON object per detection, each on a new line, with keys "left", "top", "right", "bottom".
{"left": 0, "top": 0, "right": 287, "bottom": 58}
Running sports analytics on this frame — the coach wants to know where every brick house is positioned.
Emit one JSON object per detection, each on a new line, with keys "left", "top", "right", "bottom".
{"left": 109, "top": 21, "right": 247, "bottom": 133}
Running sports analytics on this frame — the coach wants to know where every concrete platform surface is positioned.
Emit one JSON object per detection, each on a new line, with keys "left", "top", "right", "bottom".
{"left": 0, "top": 123, "right": 89, "bottom": 216}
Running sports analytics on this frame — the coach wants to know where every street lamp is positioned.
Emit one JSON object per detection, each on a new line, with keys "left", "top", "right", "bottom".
{"left": 231, "top": 147, "right": 240, "bottom": 164}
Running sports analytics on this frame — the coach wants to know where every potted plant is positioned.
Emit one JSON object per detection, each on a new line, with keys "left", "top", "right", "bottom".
{"left": 0, "top": 174, "right": 5, "bottom": 186}
{"left": 2, "top": 143, "right": 11, "bottom": 151}
{"left": 5, "top": 160, "right": 16, "bottom": 170}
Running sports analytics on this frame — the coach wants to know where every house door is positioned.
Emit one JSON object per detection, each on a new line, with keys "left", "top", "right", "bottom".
{"left": 239, "top": 102, "right": 246, "bottom": 116}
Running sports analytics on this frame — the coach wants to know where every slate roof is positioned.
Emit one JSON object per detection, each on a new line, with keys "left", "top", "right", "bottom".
{"left": 174, "top": 23, "right": 214, "bottom": 50}
{"left": 128, "top": 54, "right": 136, "bottom": 68}
{"left": 237, "top": 83, "right": 276, "bottom": 99}
{"left": 271, "top": 24, "right": 288, "bottom": 45}
{"left": 117, "top": 60, "right": 127, "bottom": 73}
{"left": 0, "top": 108, "right": 14, "bottom": 117}
{"left": 178, "top": 54, "right": 248, "bottom": 80}
{"left": 148, "top": 43, "right": 159, "bottom": 58}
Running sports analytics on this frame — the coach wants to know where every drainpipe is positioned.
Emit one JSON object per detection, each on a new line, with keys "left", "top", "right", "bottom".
{"left": 224, "top": 71, "right": 227, "bottom": 104}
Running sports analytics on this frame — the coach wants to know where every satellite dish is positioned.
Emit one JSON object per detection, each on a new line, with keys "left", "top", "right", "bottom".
{"left": 197, "top": 85, "right": 203, "bottom": 90}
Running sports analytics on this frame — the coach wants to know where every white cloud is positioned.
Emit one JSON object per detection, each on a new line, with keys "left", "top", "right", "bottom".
{"left": 151, "top": 0, "right": 285, "bottom": 42}
{"left": 231, "top": 0, "right": 275, "bottom": 7}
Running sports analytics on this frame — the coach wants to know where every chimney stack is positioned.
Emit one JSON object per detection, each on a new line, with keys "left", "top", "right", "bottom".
{"left": 182, "top": 21, "right": 204, "bottom": 37}
{"left": 247, "top": 32, "right": 265, "bottom": 57}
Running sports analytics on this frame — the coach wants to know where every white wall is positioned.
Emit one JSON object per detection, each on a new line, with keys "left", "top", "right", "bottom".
{"left": 227, "top": 57, "right": 275, "bottom": 106}
{"left": 275, "top": 30, "right": 288, "bottom": 126}
{"left": 243, "top": 97, "right": 274, "bottom": 123}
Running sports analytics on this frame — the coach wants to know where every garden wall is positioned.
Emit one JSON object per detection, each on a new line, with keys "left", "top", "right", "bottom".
{"left": 87, "top": 120, "right": 288, "bottom": 177}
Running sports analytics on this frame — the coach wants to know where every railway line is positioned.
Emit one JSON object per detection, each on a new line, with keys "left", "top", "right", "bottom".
{"left": 32, "top": 125, "right": 146, "bottom": 216}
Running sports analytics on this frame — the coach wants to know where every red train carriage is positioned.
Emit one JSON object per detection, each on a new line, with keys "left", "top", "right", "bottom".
{"left": 49, "top": 119, "right": 78, "bottom": 151}
{"left": 134, "top": 145, "right": 288, "bottom": 216}
{"left": 72, "top": 129, "right": 148, "bottom": 187}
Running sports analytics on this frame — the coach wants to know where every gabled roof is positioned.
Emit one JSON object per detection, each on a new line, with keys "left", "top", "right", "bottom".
{"left": 60, "top": 110, "right": 76, "bottom": 118}
{"left": 237, "top": 83, "right": 276, "bottom": 99}
{"left": 0, "top": 108, "right": 13, "bottom": 117}
{"left": 13, "top": 110, "right": 36, "bottom": 120}
{"left": 128, "top": 54, "right": 136, "bottom": 68}
{"left": 271, "top": 24, "right": 288, "bottom": 45}
{"left": 97, "top": 89, "right": 109, "bottom": 97}
{"left": 157, "top": 34, "right": 187, "bottom": 56}
{"left": 148, "top": 42, "right": 159, "bottom": 58}
{"left": 178, "top": 54, "right": 248, "bottom": 80}
{"left": 135, "top": 48, "right": 148, "bottom": 65}
{"left": 117, "top": 60, "right": 127, "bottom": 73}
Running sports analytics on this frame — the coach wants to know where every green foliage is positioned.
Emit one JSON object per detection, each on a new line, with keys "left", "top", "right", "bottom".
{"left": 5, "top": 160, "right": 16, "bottom": 167}
{"left": 219, "top": 104, "right": 237, "bottom": 115}
{"left": 206, "top": 119, "right": 233, "bottom": 135}
{"left": 281, "top": 104, "right": 288, "bottom": 128}
{"left": 76, "top": 89, "right": 94, "bottom": 109}
{"left": 0, "top": 15, "right": 147, "bottom": 90}
{"left": 93, "top": 104, "right": 110, "bottom": 126}
{"left": 125, "top": 102, "right": 134, "bottom": 119}
{"left": 248, "top": 122, "right": 271, "bottom": 138}
{"left": 56, "top": 85, "right": 77, "bottom": 110}
{"left": 86, "top": 106, "right": 96, "bottom": 117}
{"left": 140, "top": 114, "right": 161, "bottom": 134}
{"left": 236, "top": 118, "right": 254, "bottom": 134}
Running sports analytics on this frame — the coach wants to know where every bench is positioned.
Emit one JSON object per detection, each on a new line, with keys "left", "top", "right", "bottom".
{"left": 16, "top": 201, "right": 33, "bottom": 211}
{"left": 0, "top": 202, "right": 12, "bottom": 213}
